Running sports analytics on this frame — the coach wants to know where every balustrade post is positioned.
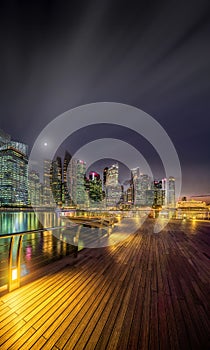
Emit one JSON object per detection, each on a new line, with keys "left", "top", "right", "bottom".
{"left": 8, "top": 235, "right": 23, "bottom": 292}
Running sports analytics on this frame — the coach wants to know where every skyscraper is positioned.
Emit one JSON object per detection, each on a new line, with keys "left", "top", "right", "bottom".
{"left": 63, "top": 151, "right": 71, "bottom": 206}
{"left": 131, "top": 168, "right": 151, "bottom": 206}
{"left": 168, "top": 176, "right": 176, "bottom": 207}
{"left": 139, "top": 174, "right": 151, "bottom": 205}
{"left": 43, "top": 159, "right": 52, "bottom": 206}
{"left": 105, "top": 163, "right": 122, "bottom": 207}
{"left": 51, "top": 157, "right": 62, "bottom": 206}
{"left": 103, "top": 167, "right": 109, "bottom": 187}
{"left": 106, "top": 163, "right": 119, "bottom": 186}
{"left": 153, "top": 180, "right": 165, "bottom": 207}
{"left": 86, "top": 171, "right": 103, "bottom": 204}
{"left": 28, "top": 170, "right": 41, "bottom": 207}
{"left": 131, "top": 167, "right": 140, "bottom": 181}
{"left": 68, "top": 158, "right": 87, "bottom": 208}
{"left": 0, "top": 142, "right": 28, "bottom": 206}
{"left": 162, "top": 178, "right": 168, "bottom": 206}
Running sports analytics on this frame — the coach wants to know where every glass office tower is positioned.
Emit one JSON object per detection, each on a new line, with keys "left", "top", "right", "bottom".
{"left": 0, "top": 142, "right": 28, "bottom": 206}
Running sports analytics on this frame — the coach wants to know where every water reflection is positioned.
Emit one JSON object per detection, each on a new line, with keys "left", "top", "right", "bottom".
{"left": 0, "top": 211, "right": 62, "bottom": 235}
{"left": 0, "top": 211, "right": 66, "bottom": 289}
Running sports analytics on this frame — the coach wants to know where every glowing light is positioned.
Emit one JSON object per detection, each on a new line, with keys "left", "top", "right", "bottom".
{"left": 12, "top": 268, "right": 18, "bottom": 281}
{"left": 44, "top": 142, "right": 48, "bottom": 146}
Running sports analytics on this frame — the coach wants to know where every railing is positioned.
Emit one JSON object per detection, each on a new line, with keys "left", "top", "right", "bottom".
{"left": 0, "top": 226, "right": 79, "bottom": 294}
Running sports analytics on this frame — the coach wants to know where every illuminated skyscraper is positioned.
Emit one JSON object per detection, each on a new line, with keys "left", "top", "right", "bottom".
{"left": 63, "top": 151, "right": 71, "bottom": 206}
{"left": 131, "top": 167, "right": 140, "bottom": 181}
{"left": 103, "top": 167, "right": 109, "bottom": 187}
{"left": 0, "top": 142, "right": 28, "bottom": 206}
{"left": 68, "top": 158, "right": 87, "bottom": 207}
{"left": 43, "top": 159, "right": 52, "bottom": 206}
{"left": 51, "top": 157, "right": 62, "bottom": 206}
{"left": 153, "top": 180, "right": 165, "bottom": 207}
{"left": 28, "top": 170, "right": 41, "bottom": 206}
{"left": 139, "top": 174, "right": 151, "bottom": 205}
{"left": 168, "top": 176, "right": 175, "bottom": 207}
{"left": 126, "top": 186, "right": 133, "bottom": 204}
{"left": 162, "top": 178, "right": 168, "bottom": 206}
{"left": 105, "top": 163, "right": 121, "bottom": 207}
{"left": 131, "top": 168, "right": 151, "bottom": 206}
{"left": 106, "top": 163, "right": 119, "bottom": 186}
{"left": 86, "top": 171, "right": 103, "bottom": 204}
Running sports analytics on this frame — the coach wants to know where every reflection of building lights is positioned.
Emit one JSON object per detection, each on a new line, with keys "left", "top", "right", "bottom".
{"left": 12, "top": 268, "right": 18, "bottom": 281}
{"left": 26, "top": 246, "right": 32, "bottom": 261}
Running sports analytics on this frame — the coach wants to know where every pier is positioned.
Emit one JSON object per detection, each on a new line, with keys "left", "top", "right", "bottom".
{"left": 0, "top": 218, "right": 209, "bottom": 349}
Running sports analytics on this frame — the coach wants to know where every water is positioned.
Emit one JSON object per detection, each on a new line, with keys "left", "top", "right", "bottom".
{"left": 0, "top": 211, "right": 74, "bottom": 290}
{"left": 0, "top": 211, "right": 61, "bottom": 235}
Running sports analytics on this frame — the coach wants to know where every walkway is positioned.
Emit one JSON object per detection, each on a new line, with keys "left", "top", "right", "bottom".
{"left": 0, "top": 219, "right": 209, "bottom": 349}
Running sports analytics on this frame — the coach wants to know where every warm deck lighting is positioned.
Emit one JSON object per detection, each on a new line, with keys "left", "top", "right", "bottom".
{"left": 12, "top": 268, "right": 18, "bottom": 281}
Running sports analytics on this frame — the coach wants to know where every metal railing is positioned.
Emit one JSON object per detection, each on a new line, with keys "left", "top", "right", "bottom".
{"left": 0, "top": 226, "right": 79, "bottom": 294}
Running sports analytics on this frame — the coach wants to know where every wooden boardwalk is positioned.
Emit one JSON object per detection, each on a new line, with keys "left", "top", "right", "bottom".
{"left": 0, "top": 219, "right": 209, "bottom": 349}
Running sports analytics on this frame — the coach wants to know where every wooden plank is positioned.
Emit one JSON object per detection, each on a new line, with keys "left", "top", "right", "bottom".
{"left": 0, "top": 219, "right": 209, "bottom": 350}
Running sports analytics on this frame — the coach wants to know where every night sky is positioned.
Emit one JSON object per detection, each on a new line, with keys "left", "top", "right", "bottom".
{"left": 0, "top": 0, "right": 210, "bottom": 196}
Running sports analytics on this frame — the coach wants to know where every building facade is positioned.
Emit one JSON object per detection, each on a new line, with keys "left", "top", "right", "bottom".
{"left": 105, "top": 163, "right": 122, "bottom": 207}
{"left": 0, "top": 142, "right": 29, "bottom": 206}
{"left": 68, "top": 158, "right": 87, "bottom": 208}
{"left": 51, "top": 157, "right": 62, "bottom": 207}
{"left": 28, "top": 170, "right": 41, "bottom": 207}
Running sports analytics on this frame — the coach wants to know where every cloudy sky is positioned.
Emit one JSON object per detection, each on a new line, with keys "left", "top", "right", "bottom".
{"left": 0, "top": 0, "right": 210, "bottom": 196}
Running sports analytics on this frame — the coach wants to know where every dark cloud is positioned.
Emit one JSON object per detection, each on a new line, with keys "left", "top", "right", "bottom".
{"left": 0, "top": 0, "right": 210, "bottom": 196}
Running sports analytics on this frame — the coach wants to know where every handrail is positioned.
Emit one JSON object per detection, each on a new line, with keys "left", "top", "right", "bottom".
{"left": 0, "top": 225, "right": 72, "bottom": 293}
{"left": 0, "top": 226, "right": 64, "bottom": 239}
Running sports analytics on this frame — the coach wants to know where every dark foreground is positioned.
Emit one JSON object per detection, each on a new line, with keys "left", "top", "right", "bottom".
{"left": 0, "top": 219, "right": 209, "bottom": 349}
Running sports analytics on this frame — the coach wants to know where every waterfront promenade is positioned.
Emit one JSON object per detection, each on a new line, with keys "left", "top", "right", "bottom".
{"left": 0, "top": 219, "right": 209, "bottom": 349}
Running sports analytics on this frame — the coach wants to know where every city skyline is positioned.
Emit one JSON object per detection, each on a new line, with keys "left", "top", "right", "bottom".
{"left": 0, "top": 4, "right": 209, "bottom": 348}
{"left": 0, "top": 127, "right": 179, "bottom": 208}
{"left": 1, "top": 127, "right": 210, "bottom": 208}
{"left": 0, "top": 1, "right": 210, "bottom": 196}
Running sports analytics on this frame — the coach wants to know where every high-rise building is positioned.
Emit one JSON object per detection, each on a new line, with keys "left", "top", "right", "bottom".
{"left": 43, "top": 159, "right": 52, "bottom": 206}
{"left": 105, "top": 163, "right": 122, "bottom": 207}
{"left": 106, "top": 185, "right": 122, "bottom": 207}
{"left": 28, "top": 170, "right": 41, "bottom": 207}
{"left": 106, "top": 163, "right": 119, "bottom": 186}
{"left": 153, "top": 180, "right": 165, "bottom": 207}
{"left": 86, "top": 171, "right": 103, "bottom": 204}
{"left": 126, "top": 185, "right": 133, "bottom": 204}
{"left": 139, "top": 174, "right": 151, "bottom": 205}
{"left": 131, "top": 168, "right": 151, "bottom": 206}
{"left": 162, "top": 178, "right": 168, "bottom": 206}
{"left": 131, "top": 167, "right": 140, "bottom": 181}
{"left": 63, "top": 151, "right": 71, "bottom": 206}
{"left": 51, "top": 157, "right": 62, "bottom": 206}
{"left": 168, "top": 176, "right": 175, "bottom": 207}
{"left": 76, "top": 160, "right": 87, "bottom": 206}
{"left": 103, "top": 167, "right": 109, "bottom": 187}
{"left": 68, "top": 158, "right": 87, "bottom": 207}
{"left": 0, "top": 142, "right": 28, "bottom": 206}
{"left": 146, "top": 189, "right": 155, "bottom": 207}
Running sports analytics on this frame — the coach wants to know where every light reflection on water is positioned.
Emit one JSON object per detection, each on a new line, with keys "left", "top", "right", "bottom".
{"left": 0, "top": 211, "right": 77, "bottom": 289}
{"left": 0, "top": 211, "right": 61, "bottom": 234}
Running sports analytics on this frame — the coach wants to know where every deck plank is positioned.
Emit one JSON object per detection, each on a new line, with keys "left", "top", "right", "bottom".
{"left": 0, "top": 219, "right": 209, "bottom": 350}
